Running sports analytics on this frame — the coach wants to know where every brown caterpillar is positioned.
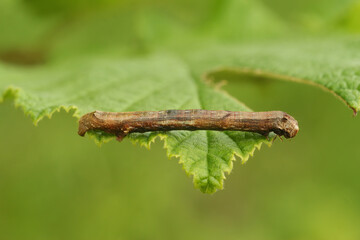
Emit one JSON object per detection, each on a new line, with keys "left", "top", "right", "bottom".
{"left": 78, "top": 110, "right": 299, "bottom": 141}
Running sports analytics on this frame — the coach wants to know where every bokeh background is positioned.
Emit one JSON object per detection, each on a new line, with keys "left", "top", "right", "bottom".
{"left": 1, "top": 0, "right": 360, "bottom": 239}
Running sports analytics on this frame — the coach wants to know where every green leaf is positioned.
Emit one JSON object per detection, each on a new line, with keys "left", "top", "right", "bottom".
{"left": 1, "top": 0, "right": 360, "bottom": 193}
{"left": 0, "top": 55, "right": 273, "bottom": 193}
{"left": 187, "top": 37, "right": 360, "bottom": 113}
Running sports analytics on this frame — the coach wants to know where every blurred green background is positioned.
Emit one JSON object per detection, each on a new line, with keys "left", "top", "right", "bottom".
{"left": 1, "top": 0, "right": 360, "bottom": 239}
{"left": 1, "top": 78, "right": 360, "bottom": 240}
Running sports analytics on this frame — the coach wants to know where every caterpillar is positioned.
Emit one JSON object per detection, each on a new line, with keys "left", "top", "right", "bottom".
{"left": 78, "top": 110, "right": 299, "bottom": 141}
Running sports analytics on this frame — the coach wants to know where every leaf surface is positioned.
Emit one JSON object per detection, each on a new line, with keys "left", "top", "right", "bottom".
{"left": 0, "top": 54, "right": 273, "bottom": 193}
{"left": 187, "top": 38, "right": 360, "bottom": 113}
{"left": 1, "top": 0, "right": 360, "bottom": 193}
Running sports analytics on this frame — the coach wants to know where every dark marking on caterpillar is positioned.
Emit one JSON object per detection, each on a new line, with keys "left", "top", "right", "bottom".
{"left": 78, "top": 110, "right": 299, "bottom": 142}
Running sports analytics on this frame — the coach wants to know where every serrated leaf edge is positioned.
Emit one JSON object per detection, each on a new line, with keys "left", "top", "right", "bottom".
{"left": 205, "top": 67, "right": 360, "bottom": 115}
{"left": 129, "top": 132, "right": 273, "bottom": 194}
